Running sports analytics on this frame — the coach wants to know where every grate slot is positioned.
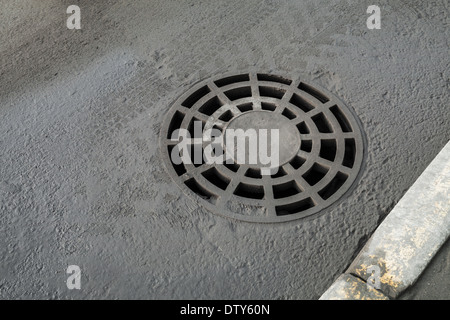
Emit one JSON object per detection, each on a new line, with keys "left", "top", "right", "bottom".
{"left": 271, "top": 166, "right": 287, "bottom": 178}
{"left": 343, "top": 138, "right": 356, "bottom": 168}
{"left": 237, "top": 103, "right": 253, "bottom": 112}
{"left": 257, "top": 73, "right": 292, "bottom": 85}
{"left": 261, "top": 102, "right": 277, "bottom": 111}
{"left": 214, "top": 74, "right": 250, "bottom": 87}
{"left": 289, "top": 93, "right": 315, "bottom": 113}
{"left": 259, "top": 86, "right": 286, "bottom": 99}
{"left": 245, "top": 168, "right": 262, "bottom": 179}
{"left": 201, "top": 167, "right": 231, "bottom": 190}
{"left": 184, "top": 178, "right": 217, "bottom": 201}
{"left": 303, "top": 163, "right": 328, "bottom": 186}
{"left": 290, "top": 155, "right": 306, "bottom": 169}
{"left": 296, "top": 121, "right": 310, "bottom": 134}
{"left": 167, "top": 145, "right": 187, "bottom": 176}
{"left": 167, "top": 110, "right": 185, "bottom": 139}
{"left": 318, "top": 172, "right": 348, "bottom": 200}
{"left": 276, "top": 197, "right": 315, "bottom": 216}
{"left": 234, "top": 183, "right": 265, "bottom": 200}
{"left": 282, "top": 108, "right": 296, "bottom": 120}
{"left": 198, "top": 96, "right": 223, "bottom": 116}
{"left": 300, "top": 140, "right": 312, "bottom": 153}
{"left": 182, "top": 86, "right": 211, "bottom": 108}
{"left": 330, "top": 105, "right": 352, "bottom": 132}
{"left": 219, "top": 110, "right": 234, "bottom": 122}
{"left": 273, "top": 180, "right": 301, "bottom": 199}
{"left": 319, "top": 139, "right": 337, "bottom": 161}
{"left": 298, "top": 82, "right": 329, "bottom": 103}
{"left": 312, "top": 113, "right": 333, "bottom": 133}
{"left": 212, "top": 124, "right": 223, "bottom": 133}
{"left": 224, "top": 86, "right": 252, "bottom": 101}
{"left": 224, "top": 160, "right": 240, "bottom": 172}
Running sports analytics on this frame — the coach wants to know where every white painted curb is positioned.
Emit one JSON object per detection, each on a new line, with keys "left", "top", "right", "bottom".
{"left": 320, "top": 140, "right": 450, "bottom": 300}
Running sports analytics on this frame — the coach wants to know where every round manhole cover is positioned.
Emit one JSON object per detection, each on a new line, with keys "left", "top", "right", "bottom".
{"left": 160, "top": 72, "right": 365, "bottom": 223}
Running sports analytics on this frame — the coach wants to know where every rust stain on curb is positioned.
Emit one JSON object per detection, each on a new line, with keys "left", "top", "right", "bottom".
{"left": 319, "top": 274, "right": 389, "bottom": 300}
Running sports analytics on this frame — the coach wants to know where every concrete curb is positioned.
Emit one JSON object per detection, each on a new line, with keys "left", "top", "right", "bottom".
{"left": 320, "top": 141, "right": 450, "bottom": 300}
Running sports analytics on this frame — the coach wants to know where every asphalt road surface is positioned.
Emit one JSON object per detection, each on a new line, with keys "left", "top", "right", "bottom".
{"left": 1, "top": 0, "right": 449, "bottom": 299}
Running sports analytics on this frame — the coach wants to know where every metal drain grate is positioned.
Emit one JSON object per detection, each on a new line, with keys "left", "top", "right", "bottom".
{"left": 160, "top": 72, "right": 365, "bottom": 223}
